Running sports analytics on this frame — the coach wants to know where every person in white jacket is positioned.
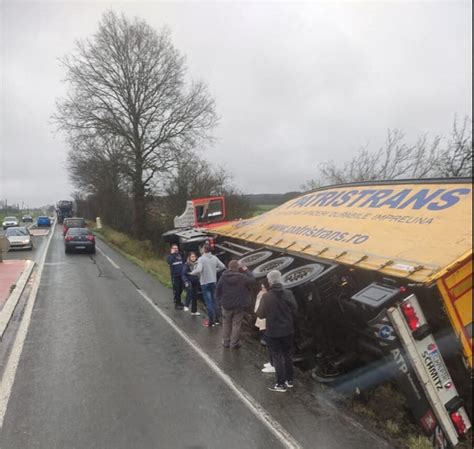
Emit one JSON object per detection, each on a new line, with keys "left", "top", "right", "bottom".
{"left": 255, "top": 284, "right": 274, "bottom": 373}
{"left": 190, "top": 243, "right": 225, "bottom": 327}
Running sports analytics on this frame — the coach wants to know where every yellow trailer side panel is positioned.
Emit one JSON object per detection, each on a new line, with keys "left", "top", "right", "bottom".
{"left": 437, "top": 257, "right": 473, "bottom": 369}
{"left": 213, "top": 181, "right": 472, "bottom": 283}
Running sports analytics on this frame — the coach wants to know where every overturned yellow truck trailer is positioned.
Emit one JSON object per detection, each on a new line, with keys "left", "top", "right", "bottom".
{"left": 165, "top": 178, "right": 472, "bottom": 447}
{"left": 208, "top": 178, "right": 472, "bottom": 447}
{"left": 214, "top": 180, "right": 472, "bottom": 365}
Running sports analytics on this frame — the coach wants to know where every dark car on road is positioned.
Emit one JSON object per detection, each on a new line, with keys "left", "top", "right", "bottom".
{"left": 63, "top": 217, "right": 86, "bottom": 236}
{"left": 22, "top": 215, "right": 33, "bottom": 222}
{"left": 64, "top": 228, "right": 96, "bottom": 254}
{"left": 37, "top": 216, "right": 51, "bottom": 227}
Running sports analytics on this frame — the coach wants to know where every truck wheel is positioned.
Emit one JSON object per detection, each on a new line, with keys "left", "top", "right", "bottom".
{"left": 252, "top": 256, "right": 294, "bottom": 278}
{"left": 281, "top": 264, "right": 326, "bottom": 288}
{"left": 238, "top": 251, "right": 273, "bottom": 267}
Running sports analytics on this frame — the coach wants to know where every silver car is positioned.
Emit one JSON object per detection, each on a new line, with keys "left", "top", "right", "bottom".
{"left": 5, "top": 226, "right": 33, "bottom": 250}
{"left": 2, "top": 216, "right": 19, "bottom": 230}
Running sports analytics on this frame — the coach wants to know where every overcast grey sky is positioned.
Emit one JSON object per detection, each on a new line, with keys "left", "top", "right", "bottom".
{"left": 0, "top": 0, "right": 471, "bottom": 208}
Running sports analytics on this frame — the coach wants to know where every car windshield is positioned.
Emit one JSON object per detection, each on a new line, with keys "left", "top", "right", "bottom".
{"left": 38, "top": 216, "right": 48, "bottom": 219}
{"left": 5, "top": 227, "right": 28, "bottom": 236}
{"left": 67, "top": 228, "right": 90, "bottom": 236}
{"left": 4, "top": 217, "right": 17, "bottom": 221}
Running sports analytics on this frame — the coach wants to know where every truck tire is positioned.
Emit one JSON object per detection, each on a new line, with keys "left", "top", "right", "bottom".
{"left": 238, "top": 251, "right": 273, "bottom": 267}
{"left": 281, "top": 264, "right": 326, "bottom": 288}
{"left": 252, "top": 256, "right": 295, "bottom": 278}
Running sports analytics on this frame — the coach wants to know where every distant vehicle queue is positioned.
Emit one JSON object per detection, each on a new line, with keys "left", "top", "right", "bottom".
{"left": 2, "top": 211, "right": 95, "bottom": 254}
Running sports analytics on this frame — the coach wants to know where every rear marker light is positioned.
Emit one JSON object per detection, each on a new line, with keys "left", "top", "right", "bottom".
{"left": 450, "top": 411, "right": 467, "bottom": 435}
{"left": 65, "top": 236, "right": 73, "bottom": 241}
{"left": 400, "top": 302, "right": 420, "bottom": 331}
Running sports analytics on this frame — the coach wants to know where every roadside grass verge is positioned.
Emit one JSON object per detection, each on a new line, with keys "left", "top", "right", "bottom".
{"left": 346, "top": 382, "right": 474, "bottom": 449}
{"left": 93, "top": 225, "right": 171, "bottom": 288}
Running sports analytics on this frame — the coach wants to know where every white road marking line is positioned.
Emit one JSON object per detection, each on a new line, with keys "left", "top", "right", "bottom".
{"left": 136, "top": 289, "right": 302, "bottom": 449}
{"left": 96, "top": 246, "right": 120, "bottom": 269}
{"left": 0, "top": 219, "right": 56, "bottom": 428}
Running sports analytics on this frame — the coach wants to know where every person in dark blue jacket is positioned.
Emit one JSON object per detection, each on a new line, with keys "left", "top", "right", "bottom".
{"left": 181, "top": 252, "right": 201, "bottom": 315}
{"left": 166, "top": 244, "right": 185, "bottom": 310}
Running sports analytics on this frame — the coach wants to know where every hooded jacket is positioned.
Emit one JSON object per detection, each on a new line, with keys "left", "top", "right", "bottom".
{"left": 190, "top": 252, "right": 226, "bottom": 285}
{"left": 256, "top": 284, "right": 297, "bottom": 337}
{"left": 216, "top": 269, "right": 256, "bottom": 310}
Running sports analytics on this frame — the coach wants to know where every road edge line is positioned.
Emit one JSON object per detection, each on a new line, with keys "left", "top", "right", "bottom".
{"left": 136, "top": 289, "right": 303, "bottom": 449}
{"left": 0, "top": 221, "right": 56, "bottom": 428}
{"left": 96, "top": 245, "right": 120, "bottom": 269}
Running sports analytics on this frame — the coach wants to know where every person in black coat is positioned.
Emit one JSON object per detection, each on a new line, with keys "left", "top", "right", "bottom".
{"left": 256, "top": 270, "right": 297, "bottom": 392}
{"left": 216, "top": 259, "right": 256, "bottom": 349}
{"left": 166, "top": 244, "right": 185, "bottom": 310}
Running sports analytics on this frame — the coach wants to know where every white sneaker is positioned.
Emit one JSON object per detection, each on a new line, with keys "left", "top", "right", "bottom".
{"left": 263, "top": 362, "right": 272, "bottom": 368}
{"left": 183, "top": 306, "right": 189, "bottom": 312}
{"left": 190, "top": 311, "right": 201, "bottom": 316}
{"left": 261, "top": 366, "right": 276, "bottom": 373}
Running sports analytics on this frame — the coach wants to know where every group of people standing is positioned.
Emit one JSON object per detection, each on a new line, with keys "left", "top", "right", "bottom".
{"left": 167, "top": 243, "right": 298, "bottom": 393}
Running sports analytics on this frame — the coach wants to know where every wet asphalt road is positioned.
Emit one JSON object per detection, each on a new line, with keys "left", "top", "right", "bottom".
{"left": 0, "top": 225, "right": 393, "bottom": 449}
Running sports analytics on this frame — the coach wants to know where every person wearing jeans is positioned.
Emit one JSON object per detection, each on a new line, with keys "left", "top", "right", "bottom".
{"left": 190, "top": 243, "right": 225, "bottom": 327}
{"left": 256, "top": 270, "right": 298, "bottom": 392}
{"left": 201, "top": 283, "right": 217, "bottom": 324}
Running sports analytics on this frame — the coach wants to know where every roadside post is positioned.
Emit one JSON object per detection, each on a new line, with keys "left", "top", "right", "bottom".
{"left": 0, "top": 236, "right": 10, "bottom": 263}
{"left": 96, "top": 217, "right": 102, "bottom": 229}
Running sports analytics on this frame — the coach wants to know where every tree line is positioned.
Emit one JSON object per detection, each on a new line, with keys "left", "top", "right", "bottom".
{"left": 302, "top": 116, "right": 472, "bottom": 190}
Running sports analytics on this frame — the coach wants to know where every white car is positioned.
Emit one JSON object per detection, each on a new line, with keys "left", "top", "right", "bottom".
{"left": 2, "top": 216, "right": 19, "bottom": 230}
{"left": 4, "top": 226, "right": 33, "bottom": 250}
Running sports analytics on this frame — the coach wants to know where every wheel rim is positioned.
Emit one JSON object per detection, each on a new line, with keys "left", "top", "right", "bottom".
{"left": 238, "top": 251, "right": 273, "bottom": 267}
{"left": 281, "top": 264, "right": 325, "bottom": 288}
{"left": 252, "top": 257, "right": 294, "bottom": 278}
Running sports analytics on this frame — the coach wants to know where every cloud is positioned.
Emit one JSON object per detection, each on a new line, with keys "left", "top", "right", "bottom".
{"left": 0, "top": 1, "right": 471, "bottom": 206}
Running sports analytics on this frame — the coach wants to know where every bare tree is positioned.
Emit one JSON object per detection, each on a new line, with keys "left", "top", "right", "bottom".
{"left": 54, "top": 11, "right": 217, "bottom": 236}
{"left": 315, "top": 129, "right": 440, "bottom": 186}
{"left": 434, "top": 116, "right": 472, "bottom": 177}
{"left": 305, "top": 116, "right": 472, "bottom": 188}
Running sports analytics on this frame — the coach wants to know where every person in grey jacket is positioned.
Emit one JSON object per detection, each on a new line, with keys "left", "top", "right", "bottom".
{"left": 256, "top": 270, "right": 298, "bottom": 392}
{"left": 190, "top": 244, "right": 226, "bottom": 327}
{"left": 216, "top": 260, "right": 256, "bottom": 348}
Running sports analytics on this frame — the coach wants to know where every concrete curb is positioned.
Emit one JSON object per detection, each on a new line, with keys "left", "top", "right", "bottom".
{"left": 0, "top": 260, "right": 35, "bottom": 340}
